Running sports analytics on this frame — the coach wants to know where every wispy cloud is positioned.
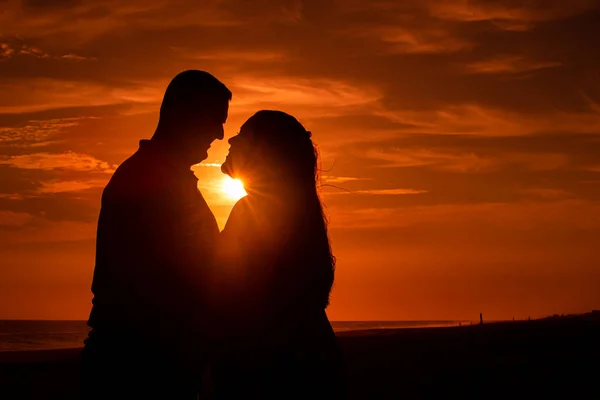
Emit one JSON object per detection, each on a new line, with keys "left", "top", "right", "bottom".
{"left": 0, "top": 151, "right": 116, "bottom": 172}
{"left": 0, "top": 43, "right": 15, "bottom": 58}
{"left": 374, "top": 104, "right": 600, "bottom": 136}
{"left": 322, "top": 176, "right": 368, "bottom": 184}
{"left": 194, "top": 163, "right": 222, "bottom": 168}
{"left": 0, "top": 178, "right": 109, "bottom": 199}
{"left": 0, "top": 118, "right": 85, "bottom": 147}
{"left": 59, "top": 53, "right": 96, "bottom": 62}
{"left": 173, "top": 48, "right": 287, "bottom": 62}
{"left": 373, "top": 26, "right": 473, "bottom": 54}
{"left": 0, "top": 218, "right": 97, "bottom": 245}
{"left": 428, "top": 0, "right": 599, "bottom": 30}
{"left": 0, "top": 0, "right": 306, "bottom": 44}
{"left": 36, "top": 179, "right": 108, "bottom": 194}
{"left": 520, "top": 187, "right": 574, "bottom": 200}
{"left": 364, "top": 147, "right": 569, "bottom": 172}
{"left": 231, "top": 77, "right": 381, "bottom": 114}
{"left": 0, "top": 194, "right": 26, "bottom": 200}
{"left": 329, "top": 200, "right": 600, "bottom": 230}
{"left": 465, "top": 55, "right": 562, "bottom": 75}
{"left": 0, "top": 210, "right": 33, "bottom": 227}
{"left": 329, "top": 188, "right": 428, "bottom": 195}
{"left": 0, "top": 41, "right": 95, "bottom": 61}
{"left": 0, "top": 79, "right": 159, "bottom": 114}
{"left": 581, "top": 92, "right": 600, "bottom": 114}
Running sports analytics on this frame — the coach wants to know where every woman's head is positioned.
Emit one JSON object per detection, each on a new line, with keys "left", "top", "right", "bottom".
{"left": 222, "top": 110, "right": 335, "bottom": 309}
{"left": 221, "top": 110, "right": 316, "bottom": 192}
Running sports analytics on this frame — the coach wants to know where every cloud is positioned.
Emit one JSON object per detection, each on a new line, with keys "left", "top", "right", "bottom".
{"left": 364, "top": 148, "right": 569, "bottom": 172}
{"left": 340, "top": 4, "right": 473, "bottom": 55}
{"left": 35, "top": 179, "right": 108, "bottom": 194}
{"left": 0, "top": 1, "right": 173, "bottom": 41}
{"left": 322, "top": 176, "right": 368, "bottom": 184}
{"left": 0, "top": 0, "right": 307, "bottom": 44}
{"left": 520, "top": 187, "right": 574, "bottom": 200}
{"left": 581, "top": 92, "right": 600, "bottom": 114}
{"left": 0, "top": 193, "right": 27, "bottom": 200}
{"left": 0, "top": 118, "right": 85, "bottom": 147}
{"left": 0, "top": 151, "right": 116, "bottom": 172}
{"left": 0, "top": 43, "right": 15, "bottom": 59}
{"left": 364, "top": 148, "right": 496, "bottom": 171}
{"left": 231, "top": 77, "right": 381, "bottom": 115}
{"left": 59, "top": 54, "right": 96, "bottom": 62}
{"left": 171, "top": 47, "right": 287, "bottom": 62}
{"left": 0, "top": 210, "right": 33, "bottom": 227}
{"left": 0, "top": 41, "right": 94, "bottom": 61}
{"left": 194, "top": 163, "right": 222, "bottom": 168}
{"left": 329, "top": 200, "right": 600, "bottom": 230}
{"left": 325, "top": 131, "right": 600, "bottom": 209}
{"left": 465, "top": 55, "right": 562, "bottom": 75}
{"left": 428, "top": 0, "right": 599, "bottom": 30}
{"left": 16, "top": 44, "right": 50, "bottom": 59}
{"left": 374, "top": 104, "right": 600, "bottom": 136}
{"left": 0, "top": 177, "right": 108, "bottom": 199}
{"left": 0, "top": 78, "right": 161, "bottom": 114}
{"left": 329, "top": 188, "right": 428, "bottom": 195}
{"left": 373, "top": 26, "right": 473, "bottom": 54}
{"left": 0, "top": 217, "right": 96, "bottom": 244}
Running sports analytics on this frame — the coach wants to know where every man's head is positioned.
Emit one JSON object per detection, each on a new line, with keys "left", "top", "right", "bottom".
{"left": 153, "top": 70, "right": 231, "bottom": 164}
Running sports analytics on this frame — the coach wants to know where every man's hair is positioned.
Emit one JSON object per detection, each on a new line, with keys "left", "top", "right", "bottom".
{"left": 159, "top": 70, "right": 232, "bottom": 124}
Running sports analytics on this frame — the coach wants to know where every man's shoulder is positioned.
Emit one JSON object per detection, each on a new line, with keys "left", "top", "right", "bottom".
{"left": 103, "top": 148, "right": 171, "bottom": 199}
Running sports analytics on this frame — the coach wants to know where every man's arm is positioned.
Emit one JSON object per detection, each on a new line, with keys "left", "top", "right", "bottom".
{"left": 110, "top": 182, "right": 217, "bottom": 346}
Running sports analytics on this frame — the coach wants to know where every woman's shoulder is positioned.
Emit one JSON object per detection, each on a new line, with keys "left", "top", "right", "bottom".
{"left": 230, "top": 196, "right": 251, "bottom": 218}
{"left": 222, "top": 196, "right": 252, "bottom": 233}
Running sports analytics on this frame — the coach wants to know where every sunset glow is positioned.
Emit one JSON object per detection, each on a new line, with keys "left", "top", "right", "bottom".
{"left": 1, "top": 0, "right": 600, "bottom": 322}
{"left": 221, "top": 176, "right": 247, "bottom": 201}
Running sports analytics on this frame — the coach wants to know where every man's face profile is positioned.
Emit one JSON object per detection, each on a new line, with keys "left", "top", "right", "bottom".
{"left": 185, "top": 101, "right": 229, "bottom": 163}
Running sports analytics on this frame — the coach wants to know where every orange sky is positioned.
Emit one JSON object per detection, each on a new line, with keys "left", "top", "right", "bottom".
{"left": 1, "top": 0, "right": 600, "bottom": 321}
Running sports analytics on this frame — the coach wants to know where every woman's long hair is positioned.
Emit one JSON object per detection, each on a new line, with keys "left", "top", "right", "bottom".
{"left": 243, "top": 110, "right": 336, "bottom": 310}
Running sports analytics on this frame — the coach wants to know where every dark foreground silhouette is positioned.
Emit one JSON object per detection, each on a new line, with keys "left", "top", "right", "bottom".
{"left": 1, "top": 315, "right": 599, "bottom": 399}
{"left": 82, "top": 70, "right": 231, "bottom": 398}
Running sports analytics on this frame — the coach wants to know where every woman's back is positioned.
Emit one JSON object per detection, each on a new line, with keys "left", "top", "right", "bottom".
{"left": 220, "top": 195, "right": 333, "bottom": 338}
{"left": 216, "top": 195, "right": 344, "bottom": 399}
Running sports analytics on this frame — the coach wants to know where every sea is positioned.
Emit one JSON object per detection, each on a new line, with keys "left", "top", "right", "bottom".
{"left": 0, "top": 320, "right": 464, "bottom": 352}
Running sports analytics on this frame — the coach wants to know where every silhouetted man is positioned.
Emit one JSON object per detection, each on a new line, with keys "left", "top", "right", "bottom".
{"left": 81, "top": 70, "right": 231, "bottom": 399}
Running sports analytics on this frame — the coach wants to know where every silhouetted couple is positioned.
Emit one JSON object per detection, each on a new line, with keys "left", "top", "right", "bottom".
{"left": 80, "top": 70, "right": 344, "bottom": 399}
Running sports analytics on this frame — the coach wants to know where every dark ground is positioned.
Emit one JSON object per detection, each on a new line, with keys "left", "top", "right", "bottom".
{"left": 1, "top": 315, "right": 599, "bottom": 399}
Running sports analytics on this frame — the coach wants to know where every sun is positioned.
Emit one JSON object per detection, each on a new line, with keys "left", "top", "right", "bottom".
{"left": 221, "top": 176, "right": 247, "bottom": 201}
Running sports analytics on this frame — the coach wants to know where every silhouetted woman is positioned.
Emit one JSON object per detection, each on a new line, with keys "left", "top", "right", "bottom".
{"left": 212, "top": 110, "right": 345, "bottom": 399}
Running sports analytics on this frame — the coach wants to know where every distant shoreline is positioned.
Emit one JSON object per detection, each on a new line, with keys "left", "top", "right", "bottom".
{"left": 0, "top": 324, "right": 475, "bottom": 363}
{"left": 0, "top": 323, "right": 474, "bottom": 361}
{"left": 2, "top": 314, "right": 596, "bottom": 353}
{"left": 0, "top": 318, "right": 560, "bottom": 360}
{"left": 0, "top": 319, "right": 468, "bottom": 353}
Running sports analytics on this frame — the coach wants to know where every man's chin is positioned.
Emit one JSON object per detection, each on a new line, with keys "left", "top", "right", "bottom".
{"left": 221, "top": 160, "right": 234, "bottom": 178}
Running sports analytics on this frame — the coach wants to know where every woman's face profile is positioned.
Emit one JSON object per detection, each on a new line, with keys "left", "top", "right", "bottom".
{"left": 222, "top": 125, "right": 266, "bottom": 184}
